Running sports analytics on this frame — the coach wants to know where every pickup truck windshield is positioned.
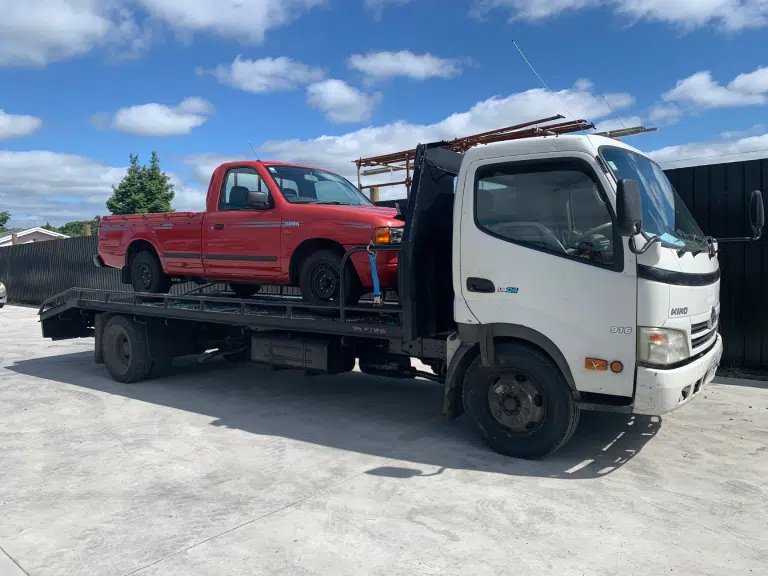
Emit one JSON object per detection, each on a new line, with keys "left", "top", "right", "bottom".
{"left": 265, "top": 165, "right": 373, "bottom": 206}
{"left": 599, "top": 146, "right": 708, "bottom": 251}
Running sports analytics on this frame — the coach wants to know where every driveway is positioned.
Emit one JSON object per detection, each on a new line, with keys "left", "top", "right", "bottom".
{"left": 1, "top": 305, "right": 766, "bottom": 575}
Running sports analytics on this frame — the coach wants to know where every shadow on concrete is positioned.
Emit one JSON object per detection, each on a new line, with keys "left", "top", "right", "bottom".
{"left": 8, "top": 352, "right": 661, "bottom": 480}
{"left": 715, "top": 374, "right": 768, "bottom": 390}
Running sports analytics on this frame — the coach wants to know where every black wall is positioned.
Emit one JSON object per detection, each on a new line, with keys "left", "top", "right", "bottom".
{"left": 665, "top": 158, "right": 768, "bottom": 368}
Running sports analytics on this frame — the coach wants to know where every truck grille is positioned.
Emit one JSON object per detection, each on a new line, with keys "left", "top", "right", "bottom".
{"left": 691, "top": 311, "right": 719, "bottom": 351}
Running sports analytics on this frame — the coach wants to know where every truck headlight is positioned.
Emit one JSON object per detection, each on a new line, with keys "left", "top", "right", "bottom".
{"left": 372, "top": 226, "right": 403, "bottom": 245}
{"left": 0, "top": 282, "right": 5, "bottom": 295}
{"left": 637, "top": 327, "right": 689, "bottom": 366}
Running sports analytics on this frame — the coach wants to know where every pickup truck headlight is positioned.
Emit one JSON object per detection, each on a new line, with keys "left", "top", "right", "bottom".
{"left": 372, "top": 226, "right": 403, "bottom": 245}
{"left": 637, "top": 327, "right": 689, "bottom": 366}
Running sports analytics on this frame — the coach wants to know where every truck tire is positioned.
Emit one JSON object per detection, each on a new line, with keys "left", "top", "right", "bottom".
{"left": 299, "top": 249, "right": 360, "bottom": 308}
{"left": 462, "top": 341, "right": 580, "bottom": 459}
{"left": 130, "top": 250, "right": 171, "bottom": 294}
{"left": 230, "top": 283, "right": 261, "bottom": 298}
{"left": 102, "top": 316, "right": 153, "bottom": 383}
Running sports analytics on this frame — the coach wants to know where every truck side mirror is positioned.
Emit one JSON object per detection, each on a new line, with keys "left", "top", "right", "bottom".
{"left": 749, "top": 189, "right": 764, "bottom": 240}
{"left": 246, "top": 191, "right": 270, "bottom": 210}
{"left": 616, "top": 179, "right": 642, "bottom": 236}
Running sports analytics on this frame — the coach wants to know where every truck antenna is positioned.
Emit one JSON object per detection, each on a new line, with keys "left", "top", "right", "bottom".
{"left": 248, "top": 141, "right": 260, "bottom": 162}
{"left": 602, "top": 95, "right": 627, "bottom": 131}
{"left": 511, "top": 40, "right": 598, "bottom": 152}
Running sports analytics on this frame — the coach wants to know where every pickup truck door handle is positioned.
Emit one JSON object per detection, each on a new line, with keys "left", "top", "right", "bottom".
{"left": 466, "top": 277, "right": 495, "bottom": 293}
{"left": 213, "top": 223, "right": 224, "bottom": 230}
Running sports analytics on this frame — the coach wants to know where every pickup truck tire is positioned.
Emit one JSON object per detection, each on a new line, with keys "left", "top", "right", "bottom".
{"left": 230, "top": 283, "right": 261, "bottom": 298}
{"left": 299, "top": 249, "right": 360, "bottom": 308}
{"left": 462, "top": 341, "right": 580, "bottom": 459}
{"left": 130, "top": 250, "right": 171, "bottom": 294}
{"left": 102, "top": 315, "right": 152, "bottom": 383}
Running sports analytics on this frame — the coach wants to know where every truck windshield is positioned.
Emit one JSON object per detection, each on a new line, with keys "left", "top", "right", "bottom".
{"left": 265, "top": 165, "right": 373, "bottom": 206}
{"left": 599, "top": 146, "right": 708, "bottom": 251}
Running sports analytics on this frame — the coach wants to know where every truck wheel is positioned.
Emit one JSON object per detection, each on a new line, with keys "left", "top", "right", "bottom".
{"left": 299, "top": 249, "right": 359, "bottom": 308}
{"left": 462, "top": 341, "right": 580, "bottom": 459}
{"left": 230, "top": 283, "right": 261, "bottom": 298}
{"left": 131, "top": 250, "right": 171, "bottom": 294}
{"left": 102, "top": 316, "right": 153, "bottom": 383}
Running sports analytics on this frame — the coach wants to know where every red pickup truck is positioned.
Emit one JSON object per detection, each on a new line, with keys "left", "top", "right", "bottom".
{"left": 95, "top": 160, "right": 403, "bottom": 305}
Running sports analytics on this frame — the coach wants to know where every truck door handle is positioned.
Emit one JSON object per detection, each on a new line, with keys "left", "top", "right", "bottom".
{"left": 467, "top": 277, "right": 495, "bottom": 293}
{"left": 213, "top": 223, "right": 224, "bottom": 230}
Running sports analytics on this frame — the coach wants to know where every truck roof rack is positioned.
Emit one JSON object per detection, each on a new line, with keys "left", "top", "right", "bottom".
{"left": 353, "top": 114, "right": 596, "bottom": 194}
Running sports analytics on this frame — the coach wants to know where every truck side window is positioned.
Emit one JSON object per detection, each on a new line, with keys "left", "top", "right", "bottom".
{"left": 475, "top": 162, "right": 615, "bottom": 266}
{"left": 219, "top": 168, "right": 269, "bottom": 211}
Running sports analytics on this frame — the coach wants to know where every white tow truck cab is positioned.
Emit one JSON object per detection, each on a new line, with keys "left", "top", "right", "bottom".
{"left": 402, "top": 132, "right": 762, "bottom": 457}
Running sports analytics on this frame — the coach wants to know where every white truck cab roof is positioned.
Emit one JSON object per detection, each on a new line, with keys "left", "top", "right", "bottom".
{"left": 461, "top": 133, "right": 645, "bottom": 164}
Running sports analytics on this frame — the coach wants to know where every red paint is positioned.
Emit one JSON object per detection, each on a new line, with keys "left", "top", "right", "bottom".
{"left": 98, "top": 161, "right": 401, "bottom": 289}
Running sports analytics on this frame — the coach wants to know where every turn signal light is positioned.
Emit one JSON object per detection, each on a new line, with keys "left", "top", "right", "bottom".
{"left": 585, "top": 358, "right": 608, "bottom": 371}
{"left": 372, "top": 227, "right": 392, "bottom": 244}
{"left": 610, "top": 361, "right": 624, "bottom": 373}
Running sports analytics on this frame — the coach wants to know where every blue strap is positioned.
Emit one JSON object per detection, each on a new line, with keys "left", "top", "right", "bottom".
{"left": 368, "top": 251, "right": 382, "bottom": 305}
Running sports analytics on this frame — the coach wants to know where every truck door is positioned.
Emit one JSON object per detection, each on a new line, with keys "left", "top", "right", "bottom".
{"left": 457, "top": 153, "right": 638, "bottom": 398}
{"left": 203, "top": 166, "right": 282, "bottom": 279}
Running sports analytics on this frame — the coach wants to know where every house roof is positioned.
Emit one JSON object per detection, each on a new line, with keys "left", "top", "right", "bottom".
{"left": 0, "top": 227, "right": 69, "bottom": 245}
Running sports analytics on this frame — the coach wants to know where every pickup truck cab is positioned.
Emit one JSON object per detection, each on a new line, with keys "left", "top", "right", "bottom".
{"left": 96, "top": 161, "right": 402, "bottom": 305}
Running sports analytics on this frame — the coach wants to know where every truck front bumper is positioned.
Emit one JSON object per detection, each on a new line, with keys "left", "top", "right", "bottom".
{"left": 633, "top": 334, "right": 722, "bottom": 415}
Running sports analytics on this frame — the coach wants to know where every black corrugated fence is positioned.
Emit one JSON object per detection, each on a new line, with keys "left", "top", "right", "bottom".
{"left": 1, "top": 156, "right": 766, "bottom": 367}
{"left": 0, "top": 235, "right": 294, "bottom": 305}
{"left": 665, "top": 158, "right": 768, "bottom": 369}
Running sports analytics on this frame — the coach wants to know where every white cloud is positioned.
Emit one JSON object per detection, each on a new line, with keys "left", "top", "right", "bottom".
{"left": 251, "top": 80, "right": 633, "bottom": 197}
{"left": 348, "top": 51, "right": 465, "bottom": 83}
{"left": 0, "top": 0, "right": 324, "bottom": 67}
{"left": 200, "top": 55, "right": 325, "bottom": 94}
{"left": 135, "top": 0, "right": 325, "bottom": 43}
{"left": 721, "top": 123, "right": 766, "bottom": 140}
{"left": 0, "top": 150, "right": 206, "bottom": 227}
{"left": 472, "top": 0, "right": 768, "bottom": 31}
{"left": 594, "top": 115, "right": 644, "bottom": 133}
{"left": 306, "top": 79, "right": 382, "bottom": 124}
{"left": 0, "top": 110, "right": 42, "bottom": 139}
{"left": 364, "top": 0, "right": 414, "bottom": 19}
{"left": 182, "top": 153, "right": 241, "bottom": 185}
{"left": 650, "top": 130, "right": 768, "bottom": 169}
{"left": 663, "top": 70, "right": 768, "bottom": 108}
{"left": 109, "top": 97, "right": 214, "bottom": 136}
{"left": 649, "top": 104, "right": 681, "bottom": 125}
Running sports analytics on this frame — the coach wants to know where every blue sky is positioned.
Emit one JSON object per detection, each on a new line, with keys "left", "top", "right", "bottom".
{"left": 1, "top": 0, "right": 767, "bottom": 227}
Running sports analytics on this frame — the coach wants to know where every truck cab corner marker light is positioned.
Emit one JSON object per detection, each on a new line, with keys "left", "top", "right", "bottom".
{"left": 585, "top": 358, "right": 608, "bottom": 371}
{"left": 610, "top": 361, "right": 624, "bottom": 373}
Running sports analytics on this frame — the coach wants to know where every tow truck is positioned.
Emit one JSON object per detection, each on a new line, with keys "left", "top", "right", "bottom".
{"left": 38, "top": 117, "right": 764, "bottom": 458}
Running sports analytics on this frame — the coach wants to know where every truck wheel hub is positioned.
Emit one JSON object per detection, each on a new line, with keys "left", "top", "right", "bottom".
{"left": 488, "top": 372, "right": 546, "bottom": 433}
{"left": 312, "top": 263, "right": 338, "bottom": 300}
{"left": 138, "top": 263, "right": 152, "bottom": 288}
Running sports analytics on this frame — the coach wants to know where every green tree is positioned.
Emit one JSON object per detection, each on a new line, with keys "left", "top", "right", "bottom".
{"left": 106, "top": 152, "right": 175, "bottom": 215}
{"left": 0, "top": 211, "right": 10, "bottom": 231}
{"left": 58, "top": 216, "right": 101, "bottom": 237}
{"left": 42, "top": 222, "right": 59, "bottom": 232}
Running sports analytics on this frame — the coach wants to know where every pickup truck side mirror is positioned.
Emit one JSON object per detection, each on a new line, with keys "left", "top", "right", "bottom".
{"left": 246, "top": 191, "right": 270, "bottom": 210}
{"left": 616, "top": 178, "right": 642, "bottom": 236}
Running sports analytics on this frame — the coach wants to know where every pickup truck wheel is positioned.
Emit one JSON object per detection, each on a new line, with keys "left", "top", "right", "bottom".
{"left": 102, "top": 316, "right": 152, "bottom": 383}
{"left": 230, "top": 283, "right": 261, "bottom": 298}
{"left": 462, "top": 342, "right": 580, "bottom": 459}
{"left": 131, "top": 250, "right": 170, "bottom": 294}
{"left": 299, "top": 249, "right": 359, "bottom": 308}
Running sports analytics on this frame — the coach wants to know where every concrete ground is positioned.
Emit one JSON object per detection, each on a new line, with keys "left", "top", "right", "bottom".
{"left": 0, "top": 305, "right": 766, "bottom": 576}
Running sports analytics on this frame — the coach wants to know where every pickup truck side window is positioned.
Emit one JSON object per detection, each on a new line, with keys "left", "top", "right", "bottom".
{"left": 474, "top": 161, "right": 617, "bottom": 268}
{"left": 219, "top": 168, "right": 269, "bottom": 211}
